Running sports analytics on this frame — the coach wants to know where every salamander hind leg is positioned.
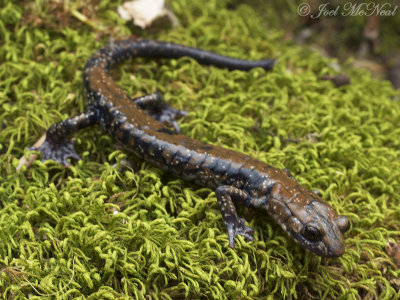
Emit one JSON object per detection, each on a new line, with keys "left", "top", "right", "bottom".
{"left": 215, "top": 185, "right": 254, "bottom": 248}
{"left": 132, "top": 92, "right": 187, "bottom": 133}
{"left": 30, "top": 108, "right": 99, "bottom": 166}
{"left": 313, "top": 189, "right": 322, "bottom": 196}
{"left": 282, "top": 168, "right": 295, "bottom": 180}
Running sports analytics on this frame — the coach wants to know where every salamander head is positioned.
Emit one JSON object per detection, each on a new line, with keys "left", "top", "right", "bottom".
{"left": 268, "top": 186, "right": 350, "bottom": 257}
{"left": 288, "top": 199, "right": 349, "bottom": 257}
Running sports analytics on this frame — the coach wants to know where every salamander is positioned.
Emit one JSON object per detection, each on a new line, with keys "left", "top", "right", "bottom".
{"left": 32, "top": 39, "right": 349, "bottom": 257}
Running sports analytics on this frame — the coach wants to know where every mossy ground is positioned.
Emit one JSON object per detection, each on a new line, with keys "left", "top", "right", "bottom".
{"left": 1, "top": 0, "right": 400, "bottom": 299}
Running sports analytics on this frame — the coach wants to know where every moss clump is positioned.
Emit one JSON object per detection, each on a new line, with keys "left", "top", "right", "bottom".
{"left": 1, "top": 0, "right": 400, "bottom": 299}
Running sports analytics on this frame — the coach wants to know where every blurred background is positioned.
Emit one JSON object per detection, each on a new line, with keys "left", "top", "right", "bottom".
{"left": 230, "top": 0, "right": 400, "bottom": 89}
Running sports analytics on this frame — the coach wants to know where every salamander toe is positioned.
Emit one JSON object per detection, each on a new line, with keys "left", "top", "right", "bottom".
{"left": 226, "top": 217, "right": 254, "bottom": 248}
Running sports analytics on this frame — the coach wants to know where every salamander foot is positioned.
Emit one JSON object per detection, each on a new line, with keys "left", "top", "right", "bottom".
{"left": 133, "top": 92, "right": 187, "bottom": 133}
{"left": 227, "top": 217, "right": 254, "bottom": 248}
{"left": 152, "top": 104, "right": 187, "bottom": 133}
{"left": 30, "top": 137, "right": 80, "bottom": 167}
{"left": 313, "top": 189, "right": 322, "bottom": 196}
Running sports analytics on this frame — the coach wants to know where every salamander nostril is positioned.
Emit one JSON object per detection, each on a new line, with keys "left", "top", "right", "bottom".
{"left": 336, "top": 216, "right": 350, "bottom": 233}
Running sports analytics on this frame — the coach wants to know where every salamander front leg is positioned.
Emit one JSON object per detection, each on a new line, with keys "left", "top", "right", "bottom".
{"left": 132, "top": 92, "right": 187, "bottom": 132}
{"left": 215, "top": 185, "right": 254, "bottom": 248}
{"left": 30, "top": 108, "right": 100, "bottom": 166}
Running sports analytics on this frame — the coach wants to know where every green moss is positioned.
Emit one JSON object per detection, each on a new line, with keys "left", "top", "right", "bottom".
{"left": 1, "top": 0, "right": 400, "bottom": 299}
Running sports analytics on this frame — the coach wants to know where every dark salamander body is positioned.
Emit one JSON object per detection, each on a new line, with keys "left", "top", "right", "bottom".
{"left": 34, "top": 39, "right": 349, "bottom": 257}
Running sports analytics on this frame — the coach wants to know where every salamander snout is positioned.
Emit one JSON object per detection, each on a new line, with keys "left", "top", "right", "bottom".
{"left": 319, "top": 215, "right": 350, "bottom": 257}
{"left": 313, "top": 211, "right": 350, "bottom": 258}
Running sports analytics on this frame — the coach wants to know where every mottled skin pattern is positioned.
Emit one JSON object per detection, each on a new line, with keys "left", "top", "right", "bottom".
{"left": 33, "top": 39, "right": 349, "bottom": 257}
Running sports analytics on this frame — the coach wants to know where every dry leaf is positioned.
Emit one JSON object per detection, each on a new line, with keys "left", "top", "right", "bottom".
{"left": 118, "top": 0, "right": 177, "bottom": 29}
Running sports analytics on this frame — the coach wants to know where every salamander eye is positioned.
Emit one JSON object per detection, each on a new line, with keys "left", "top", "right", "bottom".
{"left": 304, "top": 223, "right": 322, "bottom": 242}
